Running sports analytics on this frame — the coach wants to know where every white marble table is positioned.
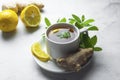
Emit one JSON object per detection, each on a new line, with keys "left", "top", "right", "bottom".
{"left": 0, "top": 0, "right": 120, "bottom": 80}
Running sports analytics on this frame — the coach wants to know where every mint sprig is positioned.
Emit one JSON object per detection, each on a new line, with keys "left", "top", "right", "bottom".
{"left": 57, "top": 31, "right": 71, "bottom": 39}
{"left": 44, "top": 14, "right": 102, "bottom": 51}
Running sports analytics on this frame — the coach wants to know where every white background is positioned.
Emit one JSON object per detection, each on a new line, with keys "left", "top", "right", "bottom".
{"left": 0, "top": 0, "right": 120, "bottom": 80}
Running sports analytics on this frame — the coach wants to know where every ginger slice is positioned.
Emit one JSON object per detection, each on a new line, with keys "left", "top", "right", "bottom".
{"left": 56, "top": 48, "right": 93, "bottom": 72}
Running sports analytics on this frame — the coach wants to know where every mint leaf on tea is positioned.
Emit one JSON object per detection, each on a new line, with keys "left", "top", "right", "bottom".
{"left": 57, "top": 32, "right": 71, "bottom": 39}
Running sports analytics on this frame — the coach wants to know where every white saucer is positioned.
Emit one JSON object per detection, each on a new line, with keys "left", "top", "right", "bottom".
{"left": 32, "top": 37, "right": 92, "bottom": 73}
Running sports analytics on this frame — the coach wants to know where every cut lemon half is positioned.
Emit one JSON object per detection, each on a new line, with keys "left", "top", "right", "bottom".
{"left": 20, "top": 5, "right": 41, "bottom": 27}
{"left": 31, "top": 42, "right": 50, "bottom": 62}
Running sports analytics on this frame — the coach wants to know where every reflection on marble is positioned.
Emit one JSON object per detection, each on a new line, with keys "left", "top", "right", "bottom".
{"left": 0, "top": 0, "right": 120, "bottom": 80}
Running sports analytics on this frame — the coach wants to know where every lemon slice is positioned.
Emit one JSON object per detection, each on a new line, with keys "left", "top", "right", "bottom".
{"left": 20, "top": 5, "right": 41, "bottom": 27}
{"left": 31, "top": 42, "right": 50, "bottom": 62}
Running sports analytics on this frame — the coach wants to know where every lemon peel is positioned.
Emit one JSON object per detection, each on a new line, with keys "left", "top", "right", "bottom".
{"left": 0, "top": 10, "right": 18, "bottom": 32}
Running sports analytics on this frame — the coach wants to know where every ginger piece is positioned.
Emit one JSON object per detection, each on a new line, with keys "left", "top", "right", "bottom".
{"left": 2, "top": 2, "right": 18, "bottom": 13}
{"left": 16, "top": 0, "right": 44, "bottom": 12}
{"left": 56, "top": 48, "right": 93, "bottom": 72}
{"left": 2, "top": 0, "right": 44, "bottom": 14}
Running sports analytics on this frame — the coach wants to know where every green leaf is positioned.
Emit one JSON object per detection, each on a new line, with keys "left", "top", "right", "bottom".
{"left": 88, "top": 26, "right": 99, "bottom": 31}
{"left": 79, "top": 42, "right": 85, "bottom": 48}
{"left": 90, "top": 35, "right": 97, "bottom": 47}
{"left": 94, "top": 47, "right": 102, "bottom": 51}
{"left": 59, "top": 18, "right": 66, "bottom": 22}
{"left": 80, "top": 32, "right": 93, "bottom": 48}
{"left": 69, "top": 18, "right": 75, "bottom": 24}
{"left": 82, "top": 19, "right": 95, "bottom": 25}
{"left": 81, "top": 15, "right": 85, "bottom": 22}
{"left": 72, "top": 14, "right": 81, "bottom": 23}
{"left": 45, "top": 17, "right": 51, "bottom": 27}
{"left": 75, "top": 22, "right": 83, "bottom": 29}
{"left": 57, "top": 32, "right": 71, "bottom": 38}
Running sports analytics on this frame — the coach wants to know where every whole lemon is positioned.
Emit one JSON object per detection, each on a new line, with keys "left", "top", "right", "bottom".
{"left": 0, "top": 10, "right": 18, "bottom": 32}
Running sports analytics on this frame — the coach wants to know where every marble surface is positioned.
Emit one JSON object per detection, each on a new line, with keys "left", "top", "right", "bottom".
{"left": 0, "top": 0, "right": 120, "bottom": 80}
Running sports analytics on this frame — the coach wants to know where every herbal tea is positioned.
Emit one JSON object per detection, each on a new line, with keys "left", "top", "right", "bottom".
{"left": 48, "top": 27, "right": 77, "bottom": 43}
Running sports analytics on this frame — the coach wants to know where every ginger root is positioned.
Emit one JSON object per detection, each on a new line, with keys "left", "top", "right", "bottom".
{"left": 56, "top": 48, "right": 93, "bottom": 72}
{"left": 2, "top": 0, "right": 44, "bottom": 14}
{"left": 16, "top": 0, "right": 44, "bottom": 12}
{"left": 2, "top": 2, "right": 18, "bottom": 13}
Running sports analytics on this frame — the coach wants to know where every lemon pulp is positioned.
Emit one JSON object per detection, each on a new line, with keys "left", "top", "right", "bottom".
{"left": 20, "top": 5, "right": 41, "bottom": 27}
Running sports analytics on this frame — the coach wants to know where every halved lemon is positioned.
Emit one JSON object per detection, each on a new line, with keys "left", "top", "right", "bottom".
{"left": 31, "top": 42, "right": 50, "bottom": 62}
{"left": 20, "top": 5, "right": 41, "bottom": 27}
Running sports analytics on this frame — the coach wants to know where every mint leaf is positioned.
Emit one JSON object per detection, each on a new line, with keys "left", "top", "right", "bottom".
{"left": 75, "top": 22, "right": 83, "bottom": 29}
{"left": 45, "top": 17, "right": 51, "bottom": 27}
{"left": 82, "top": 19, "right": 95, "bottom": 25}
{"left": 94, "top": 47, "right": 102, "bottom": 51}
{"left": 57, "top": 32, "right": 71, "bottom": 38}
{"left": 90, "top": 35, "right": 97, "bottom": 47}
{"left": 88, "top": 26, "right": 99, "bottom": 31}
{"left": 81, "top": 15, "right": 85, "bottom": 22}
{"left": 80, "top": 32, "right": 92, "bottom": 48}
{"left": 69, "top": 18, "right": 75, "bottom": 24}
{"left": 72, "top": 14, "right": 81, "bottom": 23}
{"left": 59, "top": 18, "right": 66, "bottom": 22}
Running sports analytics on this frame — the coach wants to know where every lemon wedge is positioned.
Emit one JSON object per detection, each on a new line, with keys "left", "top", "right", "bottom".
{"left": 31, "top": 42, "right": 50, "bottom": 62}
{"left": 20, "top": 5, "right": 41, "bottom": 27}
{"left": 0, "top": 10, "right": 18, "bottom": 32}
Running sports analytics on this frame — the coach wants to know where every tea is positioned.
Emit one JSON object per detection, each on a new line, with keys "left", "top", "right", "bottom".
{"left": 48, "top": 27, "right": 77, "bottom": 43}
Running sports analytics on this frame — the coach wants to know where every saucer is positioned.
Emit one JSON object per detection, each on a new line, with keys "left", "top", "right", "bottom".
{"left": 32, "top": 37, "right": 92, "bottom": 73}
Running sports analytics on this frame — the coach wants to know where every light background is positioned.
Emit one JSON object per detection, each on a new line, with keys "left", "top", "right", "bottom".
{"left": 0, "top": 0, "right": 120, "bottom": 80}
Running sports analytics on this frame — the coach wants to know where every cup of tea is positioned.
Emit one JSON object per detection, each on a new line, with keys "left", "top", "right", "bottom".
{"left": 45, "top": 23, "right": 87, "bottom": 59}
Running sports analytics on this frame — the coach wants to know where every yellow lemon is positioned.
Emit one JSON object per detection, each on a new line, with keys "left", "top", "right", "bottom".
{"left": 20, "top": 5, "right": 41, "bottom": 27}
{"left": 31, "top": 42, "right": 50, "bottom": 62}
{"left": 0, "top": 10, "right": 18, "bottom": 32}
